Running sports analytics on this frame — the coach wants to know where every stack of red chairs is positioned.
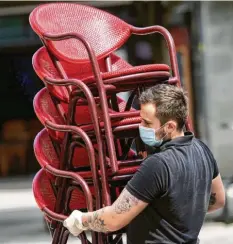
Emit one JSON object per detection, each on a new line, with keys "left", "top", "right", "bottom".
{"left": 29, "top": 2, "right": 192, "bottom": 244}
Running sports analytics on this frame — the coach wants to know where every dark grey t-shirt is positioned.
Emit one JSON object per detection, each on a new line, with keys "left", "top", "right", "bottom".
{"left": 126, "top": 132, "right": 219, "bottom": 244}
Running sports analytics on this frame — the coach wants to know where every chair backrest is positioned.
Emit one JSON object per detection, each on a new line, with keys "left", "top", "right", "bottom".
{"left": 29, "top": 3, "right": 131, "bottom": 63}
{"left": 32, "top": 46, "right": 106, "bottom": 102}
{"left": 34, "top": 128, "right": 94, "bottom": 169}
{"left": 34, "top": 128, "right": 60, "bottom": 169}
{"left": 33, "top": 85, "right": 99, "bottom": 127}
{"left": 33, "top": 87, "right": 65, "bottom": 141}
{"left": 32, "top": 169, "right": 56, "bottom": 211}
{"left": 32, "top": 47, "right": 69, "bottom": 102}
{"left": 32, "top": 46, "right": 131, "bottom": 83}
{"left": 33, "top": 168, "right": 94, "bottom": 212}
{"left": 32, "top": 47, "right": 134, "bottom": 124}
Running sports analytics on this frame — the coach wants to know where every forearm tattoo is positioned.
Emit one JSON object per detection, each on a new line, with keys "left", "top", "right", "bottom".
{"left": 209, "top": 192, "right": 216, "bottom": 206}
{"left": 82, "top": 209, "right": 109, "bottom": 233}
{"left": 113, "top": 189, "right": 139, "bottom": 214}
{"left": 81, "top": 189, "right": 139, "bottom": 233}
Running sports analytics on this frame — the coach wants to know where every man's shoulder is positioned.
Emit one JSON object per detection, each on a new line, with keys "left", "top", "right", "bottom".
{"left": 144, "top": 152, "right": 164, "bottom": 163}
{"left": 142, "top": 153, "right": 168, "bottom": 172}
{"left": 192, "top": 137, "right": 213, "bottom": 153}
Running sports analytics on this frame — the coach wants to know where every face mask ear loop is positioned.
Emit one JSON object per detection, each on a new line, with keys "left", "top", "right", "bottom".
{"left": 155, "top": 122, "right": 168, "bottom": 139}
{"left": 160, "top": 125, "right": 175, "bottom": 141}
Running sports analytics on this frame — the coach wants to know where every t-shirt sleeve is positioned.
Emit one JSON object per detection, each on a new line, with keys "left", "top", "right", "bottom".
{"left": 125, "top": 155, "right": 168, "bottom": 203}
{"left": 211, "top": 154, "right": 219, "bottom": 179}
{"left": 200, "top": 140, "right": 219, "bottom": 179}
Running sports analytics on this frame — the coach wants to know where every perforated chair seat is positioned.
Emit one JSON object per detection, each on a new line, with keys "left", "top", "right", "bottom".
{"left": 33, "top": 47, "right": 170, "bottom": 102}
{"left": 83, "top": 64, "right": 170, "bottom": 85}
{"left": 29, "top": 3, "right": 132, "bottom": 63}
{"left": 33, "top": 88, "right": 141, "bottom": 141}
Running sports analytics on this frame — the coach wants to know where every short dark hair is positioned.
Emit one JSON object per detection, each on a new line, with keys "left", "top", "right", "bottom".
{"left": 139, "top": 84, "right": 188, "bottom": 130}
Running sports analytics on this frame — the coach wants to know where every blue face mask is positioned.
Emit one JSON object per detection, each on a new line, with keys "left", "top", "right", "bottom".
{"left": 139, "top": 125, "right": 164, "bottom": 147}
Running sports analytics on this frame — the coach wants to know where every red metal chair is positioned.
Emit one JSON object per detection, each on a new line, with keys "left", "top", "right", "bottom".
{"left": 33, "top": 169, "right": 95, "bottom": 244}
{"left": 29, "top": 3, "right": 172, "bottom": 79}
{"left": 34, "top": 127, "right": 100, "bottom": 244}
{"left": 29, "top": 3, "right": 174, "bottom": 95}
{"left": 32, "top": 46, "right": 170, "bottom": 100}
{"left": 33, "top": 168, "right": 128, "bottom": 244}
{"left": 33, "top": 127, "right": 98, "bottom": 200}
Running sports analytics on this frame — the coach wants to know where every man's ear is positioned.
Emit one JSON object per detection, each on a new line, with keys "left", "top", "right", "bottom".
{"left": 166, "top": 121, "right": 176, "bottom": 133}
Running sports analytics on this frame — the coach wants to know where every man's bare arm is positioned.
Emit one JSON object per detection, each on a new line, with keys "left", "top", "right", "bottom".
{"left": 208, "top": 174, "right": 225, "bottom": 213}
{"left": 81, "top": 188, "right": 148, "bottom": 232}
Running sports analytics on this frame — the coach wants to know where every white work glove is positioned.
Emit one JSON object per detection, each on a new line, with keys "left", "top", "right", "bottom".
{"left": 63, "top": 210, "right": 88, "bottom": 236}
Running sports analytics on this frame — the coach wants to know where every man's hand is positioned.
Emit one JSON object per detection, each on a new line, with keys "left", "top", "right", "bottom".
{"left": 63, "top": 210, "right": 87, "bottom": 236}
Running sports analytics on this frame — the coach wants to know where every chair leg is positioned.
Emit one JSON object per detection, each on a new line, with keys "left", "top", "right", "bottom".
{"left": 117, "top": 238, "right": 123, "bottom": 244}
{"left": 58, "top": 226, "right": 67, "bottom": 244}
{"left": 44, "top": 218, "right": 54, "bottom": 237}
{"left": 91, "top": 231, "right": 98, "bottom": 244}
{"left": 109, "top": 234, "right": 123, "bottom": 244}
{"left": 79, "top": 232, "right": 90, "bottom": 244}
{"left": 98, "top": 233, "right": 105, "bottom": 244}
{"left": 51, "top": 223, "right": 63, "bottom": 244}
{"left": 60, "top": 229, "right": 70, "bottom": 244}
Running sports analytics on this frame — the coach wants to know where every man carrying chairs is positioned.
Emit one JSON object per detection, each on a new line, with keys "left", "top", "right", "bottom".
{"left": 64, "top": 84, "right": 225, "bottom": 244}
